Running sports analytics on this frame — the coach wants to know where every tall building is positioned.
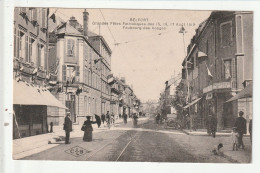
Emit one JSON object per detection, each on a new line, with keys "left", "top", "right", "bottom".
{"left": 48, "top": 10, "right": 112, "bottom": 125}
{"left": 13, "top": 7, "right": 67, "bottom": 139}
{"left": 181, "top": 11, "right": 253, "bottom": 131}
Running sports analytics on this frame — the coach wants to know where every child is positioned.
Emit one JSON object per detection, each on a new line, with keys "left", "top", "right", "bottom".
{"left": 232, "top": 127, "right": 239, "bottom": 151}
{"left": 212, "top": 143, "right": 223, "bottom": 155}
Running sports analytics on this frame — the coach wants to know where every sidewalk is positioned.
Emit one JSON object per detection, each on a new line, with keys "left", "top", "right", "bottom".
{"left": 13, "top": 118, "right": 127, "bottom": 159}
{"left": 181, "top": 128, "right": 252, "bottom": 163}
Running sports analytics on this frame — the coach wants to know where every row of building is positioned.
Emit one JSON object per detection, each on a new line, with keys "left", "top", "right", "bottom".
{"left": 161, "top": 11, "right": 253, "bottom": 132}
{"left": 13, "top": 8, "right": 141, "bottom": 139}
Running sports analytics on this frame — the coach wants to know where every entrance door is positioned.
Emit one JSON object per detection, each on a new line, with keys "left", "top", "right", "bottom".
{"left": 66, "top": 95, "right": 76, "bottom": 123}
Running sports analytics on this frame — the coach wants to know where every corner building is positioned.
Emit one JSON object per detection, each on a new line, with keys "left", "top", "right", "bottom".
{"left": 182, "top": 11, "right": 253, "bottom": 131}
{"left": 48, "top": 10, "right": 112, "bottom": 126}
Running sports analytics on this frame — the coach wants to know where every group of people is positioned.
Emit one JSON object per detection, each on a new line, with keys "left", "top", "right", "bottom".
{"left": 63, "top": 111, "right": 116, "bottom": 144}
{"left": 63, "top": 111, "right": 137, "bottom": 144}
{"left": 207, "top": 111, "right": 252, "bottom": 151}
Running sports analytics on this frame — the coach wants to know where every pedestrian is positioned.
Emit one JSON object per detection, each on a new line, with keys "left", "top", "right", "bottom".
{"left": 133, "top": 113, "right": 138, "bottom": 127}
{"left": 155, "top": 113, "right": 160, "bottom": 124}
{"left": 63, "top": 112, "right": 72, "bottom": 144}
{"left": 101, "top": 114, "right": 106, "bottom": 125}
{"left": 249, "top": 119, "right": 252, "bottom": 143}
{"left": 111, "top": 113, "right": 115, "bottom": 124}
{"left": 231, "top": 127, "right": 239, "bottom": 151}
{"left": 82, "top": 116, "right": 96, "bottom": 142}
{"left": 95, "top": 114, "right": 101, "bottom": 128}
{"left": 234, "top": 111, "right": 247, "bottom": 149}
{"left": 123, "top": 112, "right": 128, "bottom": 124}
{"left": 207, "top": 115, "right": 217, "bottom": 138}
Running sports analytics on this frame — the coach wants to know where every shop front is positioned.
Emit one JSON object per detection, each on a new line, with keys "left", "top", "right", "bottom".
{"left": 13, "top": 80, "right": 67, "bottom": 139}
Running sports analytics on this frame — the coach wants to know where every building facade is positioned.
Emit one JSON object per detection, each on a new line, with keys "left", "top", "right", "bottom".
{"left": 48, "top": 10, "right": 113, "bottom": 125}
{"left": 181, "top": 11, "right": 253, "bottom": 131}
{"left": 13, "top": 7, "right": 66, "bottom": 138}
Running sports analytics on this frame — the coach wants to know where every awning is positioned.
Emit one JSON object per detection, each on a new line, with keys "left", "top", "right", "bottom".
{"left": 183, "top": 98, "right": 201, "bottom": 109}
{"left": 226, "top": 82, "right": 253, "bottom": 102}
{"left": 13, "top": 80, "right": 68, "bottom": 109}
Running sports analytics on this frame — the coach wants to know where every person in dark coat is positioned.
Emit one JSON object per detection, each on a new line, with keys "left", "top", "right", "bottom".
{"left": 249, "top": 119, "right": 252, "bottom": 143}
{"left": 95, "top": 114, "right": 101, "bottom": 128}
{"left": 83, "top": 116, "right": 96, "bottom": 142}
{"left": 64, "top": 112, "right": 72, "bottom": 144}
{"left": 123, "top": 113, "right": 128, "bottom": 124}
{"left": 207, "top": 115, "right": 217, "bottom": 138}
{"left": 101, "top": 114, "right": 106, "bottom": 125}
{"left": 234, "top": 111, "right": 247, "bottom": 149}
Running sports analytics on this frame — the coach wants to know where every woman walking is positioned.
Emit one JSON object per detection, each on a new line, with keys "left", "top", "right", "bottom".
{"left": 82, "top": 116, "right": 96, "bottom": 142}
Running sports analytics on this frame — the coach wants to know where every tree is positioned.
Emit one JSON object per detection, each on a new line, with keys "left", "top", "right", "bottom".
{"left": 171, "top": 81, "right": 187, "bottom": 120}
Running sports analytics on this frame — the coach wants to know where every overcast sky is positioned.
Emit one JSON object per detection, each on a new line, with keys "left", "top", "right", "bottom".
{"left": 50, "top": 8, "right": 211, "bottom": 102}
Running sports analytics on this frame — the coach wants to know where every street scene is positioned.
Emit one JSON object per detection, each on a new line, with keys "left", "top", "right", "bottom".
{"left": 13, "top": 8, "right": 253, "bottom": 163}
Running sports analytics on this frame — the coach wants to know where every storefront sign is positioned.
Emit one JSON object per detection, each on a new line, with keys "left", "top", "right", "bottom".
{"left": 203, "top": 82, "right": 231, "bottom": 93}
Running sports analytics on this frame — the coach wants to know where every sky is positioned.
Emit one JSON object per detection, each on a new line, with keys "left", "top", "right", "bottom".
{"left": 50, "top": 8, "right": 211, "bottom": 102}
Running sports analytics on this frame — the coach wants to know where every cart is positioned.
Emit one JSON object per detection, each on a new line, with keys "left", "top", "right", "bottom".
{"left": 164, "top": 113, "right": 181, "bottom": 129}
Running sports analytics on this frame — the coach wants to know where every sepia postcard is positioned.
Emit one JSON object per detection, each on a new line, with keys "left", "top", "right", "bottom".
{"left": 1, "top": 1, "right": 259, "bottom": 173}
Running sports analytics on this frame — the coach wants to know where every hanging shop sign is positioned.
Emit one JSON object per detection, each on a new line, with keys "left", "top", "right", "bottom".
{"left": 206, "top": 92, "right": 213, "bottom": 100}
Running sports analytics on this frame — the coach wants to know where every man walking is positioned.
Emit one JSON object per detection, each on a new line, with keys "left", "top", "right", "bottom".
{"left": 63, "top": 112, "right": 72, "bottom": 144}
{"left": 234, "top": 111, "right": 247, "bottom": 149}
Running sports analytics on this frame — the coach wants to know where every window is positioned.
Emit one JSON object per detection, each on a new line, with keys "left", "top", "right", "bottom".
{"left": 67, "top": 39, "right": 75, "bottom": 56}
{"left": 38, "top": 44, "right": 44, "bottom": 67}
{"left": 29, "top": 38, "right": 35, "bottom": 63}
{"left": 66, "top": 66, "right": 75, "bottom": 81}
{"left": 220, "top": 21, "right": 232, "bottom": 48}
{"left": 224, "top": 60, "right": 231, "bottom": 79}
{"left": 18, "top": 31, "right": 25, "bottom": 60}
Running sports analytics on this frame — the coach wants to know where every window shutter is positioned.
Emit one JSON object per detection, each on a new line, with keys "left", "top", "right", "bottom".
{"left": 25, "top": 36, "right": 28, "bottom": 62}
{"left": 76, "top": 66, "right": 80, "bottom": 82}
{"left": 62, "top": 65, "right": 66, "bottom": 82}
{"left": 42, "top": 9, "right": 46, "bottom": 28}
{"left": 33, "top": 8, "right": 37, "bottom": 21}
{"left": 67, "top": 39, "right": 71, "bottom": 56}
{"left": 72, "top": 40, "right": 75, "bottom": 56}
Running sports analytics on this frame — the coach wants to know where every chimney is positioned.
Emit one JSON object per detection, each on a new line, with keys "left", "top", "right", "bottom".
{"left": 83, "top": 9, "right": 89, "bottom": 37}
{"left": 69, "top": 16, "right": 77, "bottom": 28}
{"left": 120, "top": 77, "right": 125, "bottom": 84}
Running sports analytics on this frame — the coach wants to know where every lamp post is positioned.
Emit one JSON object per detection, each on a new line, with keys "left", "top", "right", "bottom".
{"left": 179, "top": 25, "right": 191, "bottom": 130}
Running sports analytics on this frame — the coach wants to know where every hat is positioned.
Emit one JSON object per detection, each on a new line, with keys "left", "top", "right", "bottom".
{"left": 66, "top": 112, "right": 71, "bottom": 115}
